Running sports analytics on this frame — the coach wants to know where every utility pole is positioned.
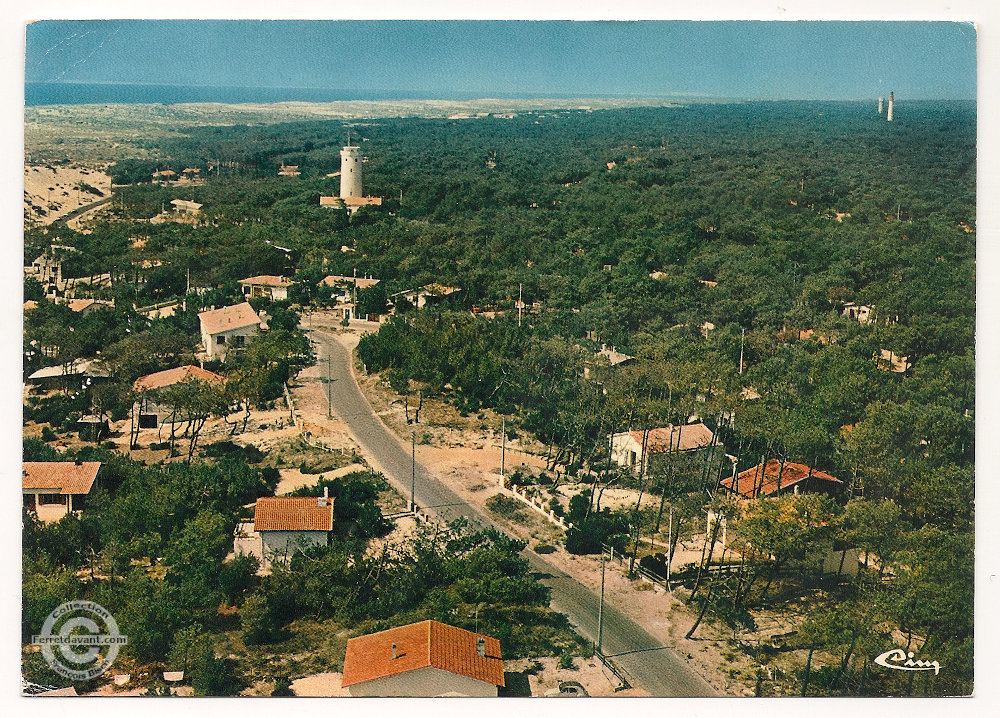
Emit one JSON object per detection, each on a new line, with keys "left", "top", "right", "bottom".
{"left": 666, "top": 506, "right": 673, "bottom": 592}
{"left": 517, "top": 283, "right": 523, "bottom": 327}
{"left": 326, "top": 354, "right": 332, "bottom": 419}
{"left": 411, "top": 432, "right": 417, "bottom": 511}
{"left": 739, "top": 328, "right": 745, "bottom": 375}
{"left": 597, "top": 546, "right": 610, "bottom": 655}
{"left": 501, "top": 416, "right": 506, "bottom": 478}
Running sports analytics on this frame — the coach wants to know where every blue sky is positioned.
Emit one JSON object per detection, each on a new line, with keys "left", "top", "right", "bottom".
{"left": 25, "top": 20, "right": 976, "bottom": 100}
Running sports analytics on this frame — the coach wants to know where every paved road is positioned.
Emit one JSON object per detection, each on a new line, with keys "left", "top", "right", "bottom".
{"left": 310, "top": 329, "right": 717, "bottom": 697}
{"left": 53, "top": 195, "right": 113, "bottom": 227}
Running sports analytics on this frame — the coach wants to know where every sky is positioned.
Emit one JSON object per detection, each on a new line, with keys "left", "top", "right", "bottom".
{"left": 24, "top": 20, "right": 977, "bottom": 101}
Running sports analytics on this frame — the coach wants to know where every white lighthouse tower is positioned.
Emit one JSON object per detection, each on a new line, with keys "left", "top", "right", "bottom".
{"left": 340, "top": 145, "right": 362, "bottom": 199}
{"left": 878, "top": 96, "right": 884, "bottom": 114}
{"left": 887, "top": 92, "right": 894, "bottom": 122}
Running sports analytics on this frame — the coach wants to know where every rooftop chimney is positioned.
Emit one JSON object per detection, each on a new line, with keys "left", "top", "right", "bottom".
{"left": 392, "top": 642, "right": 397, "bottom": 659}
{"left": 476, "top": 637, "right": 485, "bottom": 658}
{"left": 318, "top": 486, "right": 329, "bottom": 507}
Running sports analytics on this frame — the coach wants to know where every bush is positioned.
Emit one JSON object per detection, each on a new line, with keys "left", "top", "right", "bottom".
{"left": 240, "top": 592, "right": 280, "bottom": 645}
{"left": 558, "top": 653, "right": 576, "bottom": 670}
{"left": 271, "top": 676, "right": 295, "bottom": 696}
{"left": 219, "top": 554, "right": 260, "bottom": 605}
{"left": 202, "top": 440, "right": 264, "bottom": 464}
{"left": 568, "top": 491, "right": 591, "bottom": 524}
{"left": 486, "top": 494, "right": 527, "bottom": 521}
{"left": 40, "top": 425, "right": 57, "bottom": 442}
{"left": 564, "top": 512, "right": 629, "bottom": 555}
{"left": 534, "top": 543, "right": 556, "bottom": 554}
{"left": 548, "top": 497, "right": 565, "bottom": 517}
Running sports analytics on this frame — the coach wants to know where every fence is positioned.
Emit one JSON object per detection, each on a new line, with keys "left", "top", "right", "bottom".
{"left": 496, "top": 474, "right": 574, "bottom": 531}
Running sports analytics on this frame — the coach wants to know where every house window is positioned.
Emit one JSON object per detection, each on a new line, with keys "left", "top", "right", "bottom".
{"left": 217, "top": 335, "right": 226, "bottom": 345}
{"left": 629, "top": 451, "right": 638, "bottom": 466}
{"left": 234, "top": 335, "right": 246, "bottom": 346}
{"left": 39, "top": 493, "right": 64, "bottom": 505}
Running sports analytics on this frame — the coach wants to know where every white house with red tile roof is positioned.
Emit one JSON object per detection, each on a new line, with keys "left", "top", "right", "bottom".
{"left": 238, "top": 275, "right": 291, "bottom": 302}
{"left": 242, "top": 494, "right": 334, "bottom": 566}
{"left": 610, "top": 423, "right": 719, "bottom": 473}
{"left": 342, "top": 620, "right": 504, "bottom": 697}
{"left": 198, "top": 302, "right": 262, "bottom": 359}
{"left": 22, "top": 461, "right": 101, "bottom": 523}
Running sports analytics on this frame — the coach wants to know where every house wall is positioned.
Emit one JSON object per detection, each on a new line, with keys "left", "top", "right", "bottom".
{"left": 346, "top": 666, "right": 498, "bottom": 697}
{"left": 243, "top": 285, "right": 288, "bottom": 302}
{"left": 259, "top": 530, "right": 328, "bottom": 564}
{"left": 610, "top": 432, "right": 643, "bottom": 469}
{"left": 202, "top": 324, "right": 259, "bottom": 359}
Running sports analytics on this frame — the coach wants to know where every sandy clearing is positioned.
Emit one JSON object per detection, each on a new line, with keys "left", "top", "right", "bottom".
{"left": 24, "top": 163, "right": 111, "bottom": 226}
{"left": 290, "top": 671, "right": 349, "bottom": 697}
{"left": 275, "top": 464, "right": 362, "bottom": 495}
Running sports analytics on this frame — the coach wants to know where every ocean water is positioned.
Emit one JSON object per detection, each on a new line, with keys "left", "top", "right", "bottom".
{"left": 24, "top": 82, "right": 566, "bottom": 106}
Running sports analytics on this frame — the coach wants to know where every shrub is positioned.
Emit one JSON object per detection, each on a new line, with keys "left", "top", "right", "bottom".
{"left": 534, "top": 543, "right": 556, "bottom": 554}
{"left": 240, "top": 592, "right": 280, "bottom": 645}
{"left": 40, "top": 425, "right": 57, "bottom": 442}
{"left": 564, "top": 512, "right": 629, "bottom": 555}
{"left": 558, "top": 653, "right": 576, "bottom": 670}
{"left": 486, "top": 494, "right": 527, "bottom": 521}
{"left": 271, "top": 676, "right": 295, "bottom": 696}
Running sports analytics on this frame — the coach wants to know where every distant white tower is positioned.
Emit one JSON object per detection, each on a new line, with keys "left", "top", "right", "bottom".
{"left": 878, "top": 96, "right": 884, "bottom": 114}
{"left": 887, "top": 92, "right": 894, "bottom": 122}
{"left": 340, "top": 145, "right": 362, "bottom": 199}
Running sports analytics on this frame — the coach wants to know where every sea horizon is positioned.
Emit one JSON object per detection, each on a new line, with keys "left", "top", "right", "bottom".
{"left": 23, "top": 82, "right": 975, "bottom": 108}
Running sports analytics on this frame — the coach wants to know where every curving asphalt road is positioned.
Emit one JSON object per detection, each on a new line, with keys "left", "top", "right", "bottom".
{"left": 309, "top": 328, "right": 717, "bottom": 697}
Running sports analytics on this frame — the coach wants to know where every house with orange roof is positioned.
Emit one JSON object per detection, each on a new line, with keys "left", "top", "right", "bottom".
{"left": 720, "top": 459, "right": 842, "bottom": 499}
{"left": 198, "top": 302, "right": 263, "bottom": 359}
{"left": 238, "top": 275, "right": 291, "bottom": 302}
{"left": 610, "top": 423, "right": 720, "bottom": 474}
{"left": 238, "top": 494, "right": 334, "bottom": 566}
{"left": 22, "top": 461, "right": 101, "bottom": 523}
{"left": 132, "top": 365, "right": 226, "bottom": 429}
{"left": 341, "top": 620, "right": 504, "bottom": 697}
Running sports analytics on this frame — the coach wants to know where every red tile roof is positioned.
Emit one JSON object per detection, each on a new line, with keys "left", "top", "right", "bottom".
{"left": 342, "top": 196, "right": 382, "bottom": 207}
{"left": 134, "top": 365, "right": 226, "bottom": 392}
{"left": 320, "top": 275, "right": 381, "bottom": 290}
{"left": 198, "top": 302, "right": 262, "bottom": 335}
{"left": 238, "top": 275, "right": 291, "bottom": 287}
{"left": 22, "top": 462, "right": 101, "bottom": 495}
{"left": 342, "top": 620, "right": 504, "bottom": 689}
{"left": 721, "top": 459, "right": 841, "bottom": 498}
{"left": 253, "top": 496, "right": 333, "bottom": 532}
{"left": 630, "top": 423, "right": 715, "bottom": 453}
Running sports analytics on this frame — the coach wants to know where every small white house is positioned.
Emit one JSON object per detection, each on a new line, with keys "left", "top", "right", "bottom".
{"left": 842, "top": 302, "right": 874, "bottom": 324}
{"left": 610, "top": 423, "right": 718, "bottom": 473}
{"left": 198, "top": 302, "right": 263, "bottom": 359}
{"left": 342, "top": 620, "right": 504, "bottom": 697}
{"left": 392, "top": 283, "right": 460, "bottom": 310}
{"left": 238, "top": 275, "right": 291, "bottom": 302}
{"left": 251, "top": 494, "right": 334, "bottom": 566}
